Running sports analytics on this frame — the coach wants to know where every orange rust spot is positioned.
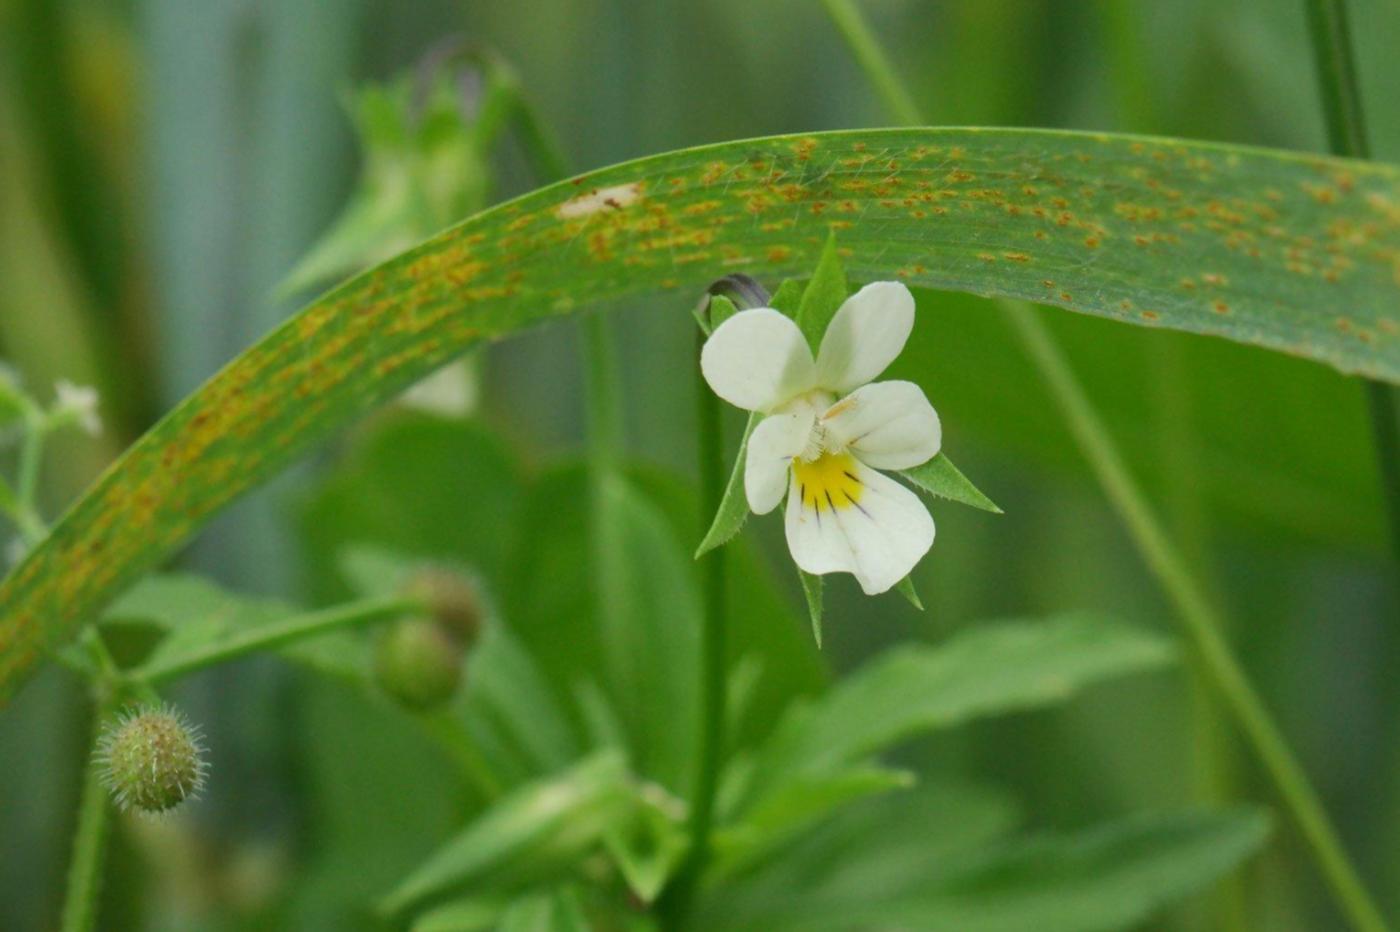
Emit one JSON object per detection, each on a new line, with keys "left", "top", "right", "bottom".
{"left": 1140, "top": 310, "right": 1160, "bottom": 321}
{"left": 1003, "top": 251, "right": 1031, "bottom": 262}
{"left": 977, "top": 252, "right": 998, "bottom": 262}
{"left": 767, "top": 246, "right": 792, "bottom": 263}
{"left": 1059, "top": 292, "right": 1072, "bottom": 302}
{"left": 1084, "top": 236, "right": 1100, "bottom": 249}
{"left": 1212, "top": 301, "right": 1230, "bottom": 314}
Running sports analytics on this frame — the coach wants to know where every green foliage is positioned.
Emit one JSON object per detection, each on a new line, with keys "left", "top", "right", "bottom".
{"left": 379, "top": 752, "right": 634, "bottom": 916}
{"left": 5, "top": 128, "right": 1400, "bottom": 700}
{"left": 754, "top": 614, "right": 1174, "bottom": 780}
{"left": 708, "top": 793, "right": 1269, "bottom": 931}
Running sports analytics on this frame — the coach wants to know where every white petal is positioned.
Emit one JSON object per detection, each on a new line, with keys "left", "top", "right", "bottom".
{"left": 700, "top": 308, "right": 816, "bottom": 412}
{"left": 783, "top": 456, "right": 934, "bottom": 595}
{"left": 822, "top": 380, "right": 941, "bottom": 470}
{"left": 784, "top": 468, "right": 856, "bottom": 578}
{"left": 745, "top": 409, "right": 815, "bottom": 515}
{"left": 814, "top": 281, "right": 915, "bottom": 394}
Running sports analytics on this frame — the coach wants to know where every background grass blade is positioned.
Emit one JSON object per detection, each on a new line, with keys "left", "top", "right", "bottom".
{"left": 3, "top": 127, "right": 1400, "bottom": 702}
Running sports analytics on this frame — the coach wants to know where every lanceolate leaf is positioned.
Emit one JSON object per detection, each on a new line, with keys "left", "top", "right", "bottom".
{"left": 2, "top": 128, "right": 1399, "bottom": 701}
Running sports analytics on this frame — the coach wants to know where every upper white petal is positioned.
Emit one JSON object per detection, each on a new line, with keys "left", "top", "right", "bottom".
{"left": 814, "top": 281, "right": 915, "bottom": 394}
{"left": 700, "top": 308, "right": 816, "bottom": 412}
{"left": 745, "top": 408, "right": 814, "bottom": 515}
{"left": 783, "top": 460, "right": 934, "bottom": 595}
{"left": 822, "top": 380, "right": 941, "bottom": 471}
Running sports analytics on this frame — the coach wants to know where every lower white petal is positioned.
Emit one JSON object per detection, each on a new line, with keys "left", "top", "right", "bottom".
{"left": 821, "top": 380, "right": 941, "bottom": 471}
{"left": 783, "top": 455, "right": 935, "bottom": 595}
{"left": 745, "top": 408, "right": 815, "bottom": 514}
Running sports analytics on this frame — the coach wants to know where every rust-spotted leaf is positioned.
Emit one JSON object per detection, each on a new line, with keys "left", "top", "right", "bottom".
{"left": 2, "top": 128, "right": 1400, "bottom": 702}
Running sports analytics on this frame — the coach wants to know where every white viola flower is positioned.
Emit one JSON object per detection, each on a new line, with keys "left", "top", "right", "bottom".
{"left": 700, "top": 282, "right": 940, "bottom": 595}
{"left": 53, "top": 380, "right": 102, "bottom": 437}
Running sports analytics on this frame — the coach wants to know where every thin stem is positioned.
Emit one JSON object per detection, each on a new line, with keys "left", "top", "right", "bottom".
{"left": 1005, "top": 300, "right": 1388, "bottom": 932}
{"left": 670, "top": 327, "right": 729, "bottom": 919}
{"left": 824, "top": 3, "right": 1389, "bottom": 928}
{"left": 417, "top": 710, "right": 503, "bottom": 801}
{"left": 581, "top": 314, "right": 624, "bottom": 473}
{"left": 819, "top": 0, "right": 924, "bottom": 126}
{"left": 1303, "top": 0, "right": 1400, "bottom": 562}
{"left": 141, "top": 596, "right": 419, "bottom": 685}
{"left": 11, "top": 405, "right": 50, "bottom": 545}
{"left": 60, "top": 699, "right": 115, "bottom": 932}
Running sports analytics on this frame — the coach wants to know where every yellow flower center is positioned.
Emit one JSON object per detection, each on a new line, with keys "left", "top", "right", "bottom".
{"left": 791, "top": 452, "right": 864, "bottom": 513}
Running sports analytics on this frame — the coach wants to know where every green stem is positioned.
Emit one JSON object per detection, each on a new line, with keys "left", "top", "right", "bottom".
{"left": 417, "top": 709, "right": 503, "bottom": 801}
{"left": 824, "top": 2, "right": 1388, "bottom": 928}
{"left": 60, "top": 698, "right": 115, "bottom": 932}
{"left": 670, "top": 327, "right": 729, "bottom": 919}
{"left": 1005, "top": 300, "right": 1388, "bottom": 932}
{"left": 1303, "top": 0, "right": 1400, "bottom": 563}
{"left": 12, "top": 405, "right": 49, "bottom": 545}
{"left": 139, "top": 596, "right": 419, "bottom": 685}
{"left": 819, "top": 0, "right": 923, "bottom": 126}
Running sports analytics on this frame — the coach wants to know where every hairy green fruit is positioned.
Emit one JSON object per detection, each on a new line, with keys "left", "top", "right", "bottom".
{"left": 96, "top": 706, "right": 207, "bottom": 815}
{"left": 374, "top": 616, "right": 464, "bottom": 710}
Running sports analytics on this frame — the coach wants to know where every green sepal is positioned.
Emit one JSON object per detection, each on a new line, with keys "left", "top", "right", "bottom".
{"left": 793, "top": 232, "right": 849, "bottom": 353}
{"left": 800, "top": 569, "right": 824, "bottom": 649}
{"left": 894, "top": 575, "right": 924, "bottom": 611}
{"left": 901, "top": 453, "right": 1002, "bottom": 514}
{"left": 695, "top": 411, "right": 761, "bottom": 558}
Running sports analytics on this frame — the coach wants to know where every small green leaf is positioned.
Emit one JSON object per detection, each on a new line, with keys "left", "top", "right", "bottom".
{"left": 696, "top": 412, "right": 760, "bottom": 558}
{"left": 901, "top": 454, "right": 1002, "bottom": 514}
{"left": 800, "top": 570, "right": 824, "bottom": 649}
{"left": 794, "top": 233, "right": 849, "bottom": 353}
{"left": 380, "top": 752, "right": 632, "bottom": 916}
{"left": 768, "top": 278, "right": 805, "bottom": 317}
{"left": 894, "top": 576, "right": 924, "bottom": 611}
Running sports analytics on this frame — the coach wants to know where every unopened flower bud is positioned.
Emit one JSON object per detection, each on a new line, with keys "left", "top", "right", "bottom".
{"left": 374, "top": 616, "right": 463, "bottom": 710}
{"left": 401, "top": 566, "right": 483, "bottom": 648}
{"left": 97, "top": 706, "right": 208, "bottom": 815}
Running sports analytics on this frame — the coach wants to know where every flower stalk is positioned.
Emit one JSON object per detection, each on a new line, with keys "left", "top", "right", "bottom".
{"left": 60, "top": 700, "right": 115, "bottom": 932}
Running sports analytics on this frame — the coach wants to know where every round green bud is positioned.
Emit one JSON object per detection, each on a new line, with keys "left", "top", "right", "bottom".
{"left": 402, "top": 566, "right": 483, "bottom": 648}
{"left": 374, "top": 616, "right": 464, "bottom": 710}
{"left": 97, "top": 705, "right": 208, "bottom": 815}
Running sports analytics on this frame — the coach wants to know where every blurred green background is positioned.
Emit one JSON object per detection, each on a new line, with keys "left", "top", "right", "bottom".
{"left": 2, "top": 0, "right": 1399, "bottom": 928}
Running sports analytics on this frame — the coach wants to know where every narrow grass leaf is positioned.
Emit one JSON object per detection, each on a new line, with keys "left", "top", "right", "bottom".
{"left": 5, "top": 128, "right": 1400, "bottom": 701}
